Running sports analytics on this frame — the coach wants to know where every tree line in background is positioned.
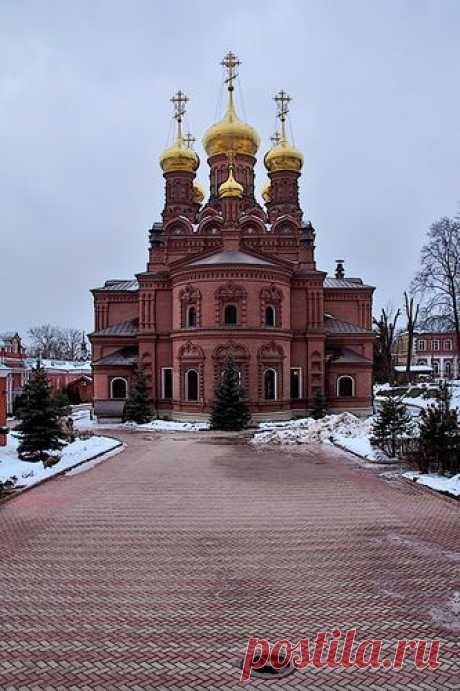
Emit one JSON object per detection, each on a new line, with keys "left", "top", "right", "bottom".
{"left": 27, "top": 325, "right": 89, "bottom": 361}
{"left": 374, "top": 213, "right": 460, "bottom": 384}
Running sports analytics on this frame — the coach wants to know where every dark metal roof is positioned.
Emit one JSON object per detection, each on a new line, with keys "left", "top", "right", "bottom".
{"left": 95, "top": 279, "right": 139, "bottom": 291}
{"left": 324, "top": 315, "right": 374, "bottom": 335}
{"left": 327, "top": 346, "right": 373, "bottom": 365}
{"left": 324, "top": 277, "right": 373, "bottom": 289}
{"left": 92, "top": 318, "right": 139, "bottom": 337}
{"left": 93, "top": 346, "right": 138, "bottom": 367}
{"left": 189, "top": 250, "right": 274, "bottom": 266}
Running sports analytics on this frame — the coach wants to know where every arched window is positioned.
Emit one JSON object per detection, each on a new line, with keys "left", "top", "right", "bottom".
{"left": 264, "top": 369, "right": 277, "bottom": 400}
{"left": 337, "top": 376, "right": 354, "bottom": 397}
{"left": 445, "top": 361, "right": 452, "bottom": 378}
{"left": 111, "top": 377, "right": 128, "bottom": 399}
{"left": 186, "top": 305, "right": 197, "bottom": 328}
{"left": 432, "top": 360, "right": 439, "bottom": 376}
{"left": 186, "top": 369, "right": 199, "bottom": 401}
{"left": 265, "top": 305, "right": 276, "bottom": 327}
{"left": 224, "top": 304, "right": 237, "bottom": 325}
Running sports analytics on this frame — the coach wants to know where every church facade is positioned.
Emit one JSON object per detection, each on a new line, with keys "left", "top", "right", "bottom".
{"left": 90, "top": 54, "right": 375, "bottom": 421}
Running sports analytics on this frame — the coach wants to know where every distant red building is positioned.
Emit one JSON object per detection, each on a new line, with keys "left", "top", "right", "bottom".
{"left": 0, "top": 332, "right": 27, "bottom": 415}
{"left": 25, "top": 359, "right": 93, "bottom": 398}
{"left": 90, "top": 54, "right": 375, "bottom": 421}
{"left": 395, "top": 330, "right": 459, "bottom": 379}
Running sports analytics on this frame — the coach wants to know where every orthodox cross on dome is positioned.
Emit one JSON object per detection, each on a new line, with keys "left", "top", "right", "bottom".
{"left": 221, "top": 51, "right": 240, "bottom": 91}
{"left": 184, "top": 132, "right": 196, "bottom": 149}
{"left": 274, "top": 90, "right": 291, "bottom": 139}
{"left": 170, "top": 90, "right": 189, "bottom": 140}
{"left": 270, "top": 131, "right": 281, "bottom": 146}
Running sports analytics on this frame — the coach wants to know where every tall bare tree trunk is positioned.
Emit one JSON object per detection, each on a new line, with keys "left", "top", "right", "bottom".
{"left": 404, "top": 292, "right": 419, "bottom": 384}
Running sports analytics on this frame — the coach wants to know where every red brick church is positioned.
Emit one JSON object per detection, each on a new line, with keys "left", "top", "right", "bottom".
{"left": 90, "top": 53, "right": 375, "bottom": 421}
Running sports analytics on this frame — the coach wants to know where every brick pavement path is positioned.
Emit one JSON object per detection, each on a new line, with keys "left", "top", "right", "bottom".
{"left": 0, "top": 431, "right": 458, "bottom": 690}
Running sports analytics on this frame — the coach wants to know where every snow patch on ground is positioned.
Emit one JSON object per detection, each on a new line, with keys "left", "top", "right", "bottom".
{"left": 253, "top": 413, "right": 387, "bottom": 461}
{"left": 403, "top": 471, "right": 460, "bottom": 497}
{"left": 0, "top": 434, "right": 121, "bottom": 488}
{"left": 126, "top": 419, "right": 209, "bottom": 432}
{"left": 72, "top": 410, "right": 209, "bottom": 433}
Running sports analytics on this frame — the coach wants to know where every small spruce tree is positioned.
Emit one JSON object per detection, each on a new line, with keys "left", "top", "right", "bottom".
{"left": 16, "top": 362, "right": 64, "bottom": 462}
{"left": 418, "top": 382, "right": 459, "bottom": 474}
{"left": 371, "top": 395, "right": 411, "bottom": 458}
{"left": 123, "top": 365, "right": 152, "bottom": 424}
{"left": 210, "top": 353, "right": 251, "bottom": 431}
{"left": 311, "top": 390, "right": 327, "bottom": 420}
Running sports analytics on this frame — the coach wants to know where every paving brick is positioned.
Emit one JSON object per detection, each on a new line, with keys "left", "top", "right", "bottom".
{"left": 0, "top": 432, "right": 458, "bottom": 689}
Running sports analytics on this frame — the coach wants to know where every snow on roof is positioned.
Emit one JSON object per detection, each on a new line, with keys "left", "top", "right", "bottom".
{"left": 25, "top": 358, "right": 92, "bottom": 372}
{"left": 324, "top": 277, "right": 374, "bottom": 289}
{"left": 95, "top": 279, "right": 139, "bottom": 291}
{"left": 394, "top": 365, "right": 433, "bottom": 372}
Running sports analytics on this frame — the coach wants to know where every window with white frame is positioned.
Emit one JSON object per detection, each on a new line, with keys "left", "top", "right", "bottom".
{"left": 444, "top": 339, "right": 453, "bottom": 351}
{"left": 161, "top": 368, "right": 173, "bottom": 399}
{"left": 290, "top": 368, "right": 302, "bottom": 399}
{"left": 432, "top": 339, "right": 440, "bottom": 351}
{"left": 111, "top": 377, "right": 128, "bottom": 399}
{"left": 337, "top": 376, "right": 354, "bottom": 397}
{"left": 416, "top": 339, "right": 425, "bottom": 351}
{"left": 185, "top": 369, "right": 199, "bottom": 401}
{"left": 432, "top": 360, "right": 440, "bottom": 375}
{"left": 264, "top": 368, "right": 277, "bottom": 400}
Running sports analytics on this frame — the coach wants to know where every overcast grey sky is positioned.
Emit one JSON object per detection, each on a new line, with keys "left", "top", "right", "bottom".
{"left": 1, "top": 0, "right": 459, "bottom": 336}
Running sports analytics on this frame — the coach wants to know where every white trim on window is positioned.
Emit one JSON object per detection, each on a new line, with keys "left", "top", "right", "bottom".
{"left": 111, "top": 377, "right": 128, "bottom": 400}
{"left": 185, "top": 368, "right": 199, "bottom": 401}
{"left": 290, "top": 367, "right": 302, "bottom": 399}
{"left": 337, "top": 375, "right": 355, "bottom": 397}
{"left": 264, "top": 368, "right": 278, "bottom": 401}
{"left": 161, "top": 367, "right": 173, "bottom": 399}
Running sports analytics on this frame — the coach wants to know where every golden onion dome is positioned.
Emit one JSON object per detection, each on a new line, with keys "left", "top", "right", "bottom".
{"left": 264, "top": 134, "right": 303, "bottom": 173}
{"left": 193, "top": 181, "right": 205, "bottom": 204}
{"left": 159, "top": 135, "right": 199, "bottom": 174}
{"left": 218, "top": 164, "right": 243, "bottom": 198}
{"left": 203, "top": 88, "right": 260, "bottom": 158}
{"left": 261, "top": 180, "right": 272, "bottom": 204}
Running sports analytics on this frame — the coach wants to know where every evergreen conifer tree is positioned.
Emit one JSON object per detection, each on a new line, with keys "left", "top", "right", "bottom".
{"left": 210, "top": 353, "right": 251, "bottom": 431}
{"left": 371, "top": 395, "right": 411, "bottom": 458}
{"left": 311, "top": 390, "right": 327, "bottom": 419}
{"left": 418, "top": 382, "right": 459, "bottom": 474}
{"left": 123, "top": 365, "right": 152, "bottom": 424}
{"left": 16, "top": 362, "right": 64, "bottom": 462}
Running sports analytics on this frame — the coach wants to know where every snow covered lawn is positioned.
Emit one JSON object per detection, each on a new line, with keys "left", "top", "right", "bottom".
{"left": 403, "top": 471, "right": 460, "bottom": 498}
{"left": 0, "top": 434, "right": 122, "bottom": 490}
{"left": 253, "top": 413, "right": 388, "bottom": 462}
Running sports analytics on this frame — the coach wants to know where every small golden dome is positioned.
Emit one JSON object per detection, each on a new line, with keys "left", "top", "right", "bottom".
{"left": 264, "top": 135, "right": 303, "bottom": 173}
{"left": 193, "top": 181, "right": 205, "bottom": 204}
{"left": 159, "top": 135, "right": 199, "bottom": 174}
{"left": 261, "top": 180, "right": 272, "bottom": 204}
{"left": 203, "top": 88, "right": 259, "bottom": 158}
{"left": 218, "top": 165, "right": 243, "bottom": 198}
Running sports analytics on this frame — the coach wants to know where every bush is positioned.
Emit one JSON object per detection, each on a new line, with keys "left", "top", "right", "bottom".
{"left": 417, "top": 382, "right": 460, "bottom": 475}
{"left": 371, "top": 396, "right": 411, "bottom": 458}
{"left": 311, "top": 390, "right": 327, "bottom": 420}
